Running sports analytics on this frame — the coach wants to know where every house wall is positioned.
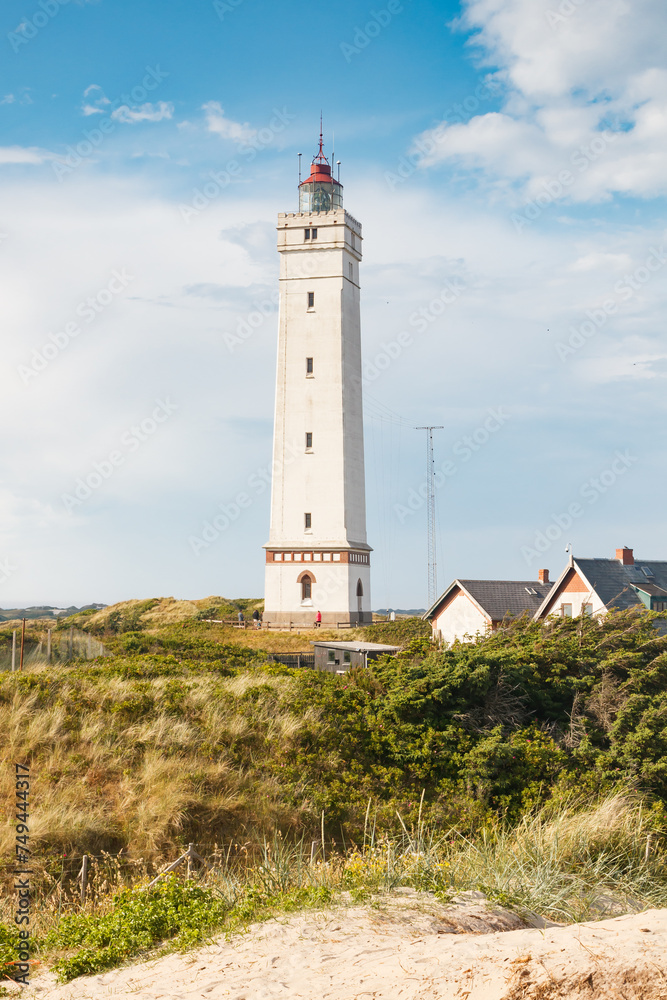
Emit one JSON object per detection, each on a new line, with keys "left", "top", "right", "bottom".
{"left": 315, "top": 647, "right": 365, "bottom": 673}
{"left": 432, "top": 590, "right": 490, "bottom": 644}
{"left": 539, "top": 569, "right": 606, "bottom": 618}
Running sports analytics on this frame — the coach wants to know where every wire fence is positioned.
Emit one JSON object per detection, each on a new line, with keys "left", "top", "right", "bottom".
{"left": 0, "top": 837, "right": 346, "bottom": 922}
{"left": 0, "top": 627, "right": 108, "bottom": 671}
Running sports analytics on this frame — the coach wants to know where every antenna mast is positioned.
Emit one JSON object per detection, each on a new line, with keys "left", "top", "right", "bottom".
{"left": 415, "top": 426, "right": 444, "bottom": 607}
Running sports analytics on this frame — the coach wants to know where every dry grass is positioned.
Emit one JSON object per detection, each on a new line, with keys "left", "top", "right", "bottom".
{"left": 0, "top": 665, "right": 317, "bottom": 861}
{"left": 436, "top": 793, "right": 667, "bottom": 921}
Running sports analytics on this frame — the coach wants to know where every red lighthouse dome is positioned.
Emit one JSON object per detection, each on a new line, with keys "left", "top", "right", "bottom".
{"left": 299, "top": 125, "right": 343, "bottom": 213}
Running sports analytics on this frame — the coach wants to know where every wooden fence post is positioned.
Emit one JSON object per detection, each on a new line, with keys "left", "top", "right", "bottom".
{"left": 19, "top": 619, "right": 26, "bottom": 671}
{"left": 47, "top": 629, "right": 52, "bottom": 664}
{"left": 80, "top": 855, "right": 89, "bottom": 907}
{"left": 186, "top": 843, "right": 194, "bottom": 880}
{"left": 11, "top": 631, "right": 16, "bottom": 672}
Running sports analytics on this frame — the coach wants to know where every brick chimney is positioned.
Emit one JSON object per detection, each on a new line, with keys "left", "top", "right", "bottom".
{"left": 538, "top": 569, "right": 550, "bottom": 584}
{"left": 616, "top": 547, "right": 634, "bottom": 565}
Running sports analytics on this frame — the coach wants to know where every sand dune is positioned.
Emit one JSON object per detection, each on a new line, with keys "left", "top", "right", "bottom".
{"left": 21, "top": 891, "right": 667, "bottom": 999}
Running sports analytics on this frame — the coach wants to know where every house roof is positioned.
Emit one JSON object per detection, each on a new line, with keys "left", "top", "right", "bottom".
{"left": 634, "top": 583, "right": 667, "bottom": 597}
{"left": 311, "top": 641, "right": 400, "bottom": 652}
{"left": 535, "top": 558, "right": 667, "bottom": 617}
{"left": 424, "top": 579, "right": 552, "bottom": 623}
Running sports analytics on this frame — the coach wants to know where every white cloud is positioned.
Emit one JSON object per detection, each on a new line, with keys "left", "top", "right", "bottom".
{"left": 1, "top": 95, "right": 16, "bottom": 105}
{"left": 82, "top": 84, "right": 110, "bottom": 116}
{"left": 415, "top": 0, "right": 667, "bottom": 201}
{"left": 202, "top": 102, "right": 257, "bottom": 145}
{"left": 111, "top": 101, "right": 174, "bottom": 124}
{"left": 0, "top": 146, "right": 50, "bottom": 165}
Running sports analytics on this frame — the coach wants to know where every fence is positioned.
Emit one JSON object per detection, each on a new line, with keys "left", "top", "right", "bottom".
{"left": 0, "top": 843, "right": 250, "bottom": 917}
{"left": 203, "top": 618, "right": 366, "bottom": 631}
{"left": 0, "top": 626, "right": 108, "bottom": 671}
{"left": 266, "top": 652, "right": 315, "bottom": 669}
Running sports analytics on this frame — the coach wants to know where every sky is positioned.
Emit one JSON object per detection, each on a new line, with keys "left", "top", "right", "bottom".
{"left": 1, "top": 0, "right": 666, "bottom": 610}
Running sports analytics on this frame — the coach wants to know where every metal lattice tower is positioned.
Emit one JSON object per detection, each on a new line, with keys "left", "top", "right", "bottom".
{"left": 415, "top": 426, "right": 443, "bottom": 607}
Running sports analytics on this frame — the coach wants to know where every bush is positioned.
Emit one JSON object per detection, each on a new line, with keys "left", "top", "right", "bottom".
{"left": 360, "top": 616, "right": 432, "bottom": 645}
{"left": 47, "top": 877, "right": 231, "bottom": 982}
{"left": 0, "top": 924, "right": 20, "bottom": 982}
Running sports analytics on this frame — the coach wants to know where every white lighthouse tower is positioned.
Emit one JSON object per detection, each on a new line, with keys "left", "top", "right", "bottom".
{"left": 263, "top": 131, "right": 371, "bottom": 626}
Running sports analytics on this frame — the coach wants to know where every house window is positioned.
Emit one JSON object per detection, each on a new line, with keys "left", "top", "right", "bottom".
{"left": 304, "top": 512, "right": 312, "bottom": 530}
{"left": 654, "top": 601, "right": 667, "bottom": 612}
{"left": 307, "top": 292, "right": 315, "bottom": 309}
{"left": 306, "top": 357, "right": 314, "bottom": 375}
{"left": 327, "top": 648, "right": 335, "bottom": 662}
{"left": 343, "top": 651, "right": 351, "bottom": 664}
{"left": 304, "top": 228, "right": 311, "bottom": 240}
{"left": 305, "top": 432, "right": 313, "bottom": 450}
{"left": 582, "top": 603, "right": 593, "bottom": 616}
{"left": 301, "top": 575, "right": 312, "bottom": 600}
{"left": 561, "top": 603, "right": 573, "bottom": 617}
{"left": 311, "top": 227, "right": 318, "bottom": 239}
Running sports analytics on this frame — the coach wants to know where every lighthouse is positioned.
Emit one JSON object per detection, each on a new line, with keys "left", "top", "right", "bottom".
{"left": 263, "top": 131, "right": 372, "bottom": 626}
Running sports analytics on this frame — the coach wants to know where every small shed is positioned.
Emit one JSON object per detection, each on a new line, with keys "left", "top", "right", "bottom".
{"left": 312, "top": 640, "right": 400, "bottom": 674}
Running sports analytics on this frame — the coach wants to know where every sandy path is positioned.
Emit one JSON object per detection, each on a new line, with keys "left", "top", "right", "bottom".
{"left": 19, "top": 892, "right": 667, "bottom": 999}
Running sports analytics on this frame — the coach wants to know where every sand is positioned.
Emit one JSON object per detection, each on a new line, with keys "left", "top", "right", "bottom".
{"left": 18, "top": 891, "right": 667, "bottom": 999}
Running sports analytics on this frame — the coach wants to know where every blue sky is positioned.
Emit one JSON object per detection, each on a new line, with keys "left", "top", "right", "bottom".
{"left": 1, "top": 0, "right": 666, "bottom": 609}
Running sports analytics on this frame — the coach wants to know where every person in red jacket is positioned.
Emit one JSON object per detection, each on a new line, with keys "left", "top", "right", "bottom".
{"left": 315, "top": 610, "right": 322, "bottom": 628}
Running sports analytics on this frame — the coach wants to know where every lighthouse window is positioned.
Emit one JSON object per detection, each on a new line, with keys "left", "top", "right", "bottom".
{"left": 304, "top": 228, "right": 311, "bottom": 240}
{"left": 301, "top": 575, "right": 312, "bottom": 600}
{"left": 304, "top": 512, "right": 312, "bottom": 530}
{"left": 305, "top": 432, "right": 313, "bottom": 450}
{"left": 349, "top": 262, "right": 353, "bottom": 279}
{"left": 311, "top": 228, "right": 318, "bottom": 239}
{"left": 306, "top": 357, "right": 314, "bottom": 375}
{"left": 307, "top": 292, "right": 315, "bottom": 309}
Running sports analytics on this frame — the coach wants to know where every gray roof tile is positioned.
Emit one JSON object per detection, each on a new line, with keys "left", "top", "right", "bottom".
{"left": 456, "top": 580, "right": 553, "bottom": 621}
{"left": 576, "top": 558, "right": 667, "bottom": 609}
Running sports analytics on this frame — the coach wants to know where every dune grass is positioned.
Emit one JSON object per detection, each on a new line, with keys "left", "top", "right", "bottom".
{"left": 3, "top": 605, "right": 667, "bottom": 985}
{"left": 1, "top": 794, "right": 665, "bottom": 984}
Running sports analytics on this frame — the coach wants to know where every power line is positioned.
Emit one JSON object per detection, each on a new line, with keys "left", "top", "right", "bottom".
{"left": 415, "top": 426, "right": 443, "bottom": 607}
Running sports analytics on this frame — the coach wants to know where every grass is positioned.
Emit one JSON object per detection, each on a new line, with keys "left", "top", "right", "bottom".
{"left": 3, "top": 604, "right": 667, "bottom": 984}
{"left": 0, "top": 662, "right": 319, "bottom": 859}
{"left": 1, "top": 794, "right": 665, "bottom": 984}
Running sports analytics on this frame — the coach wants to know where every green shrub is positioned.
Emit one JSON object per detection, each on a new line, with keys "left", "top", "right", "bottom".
{"left": 360, "top": 617, "right": 432, "bottom": 645}
{"left": 0, "top": 924, "right": 20, "bottom": 981}
{"left": 118, "top": 632, "right": 152, "bottom": 654}
{"left": 47, "top": 877, "right": 231, "bottom": 982}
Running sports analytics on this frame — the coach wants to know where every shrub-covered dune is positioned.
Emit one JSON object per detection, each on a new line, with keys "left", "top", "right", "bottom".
{"left": 2, "top": 604, "right": 667, "bottom": 984}
{"left": 1, "top": 604, "right": 666, "bottom": 862}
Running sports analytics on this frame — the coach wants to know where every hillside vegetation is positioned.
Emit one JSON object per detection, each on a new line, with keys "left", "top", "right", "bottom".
{"left": 2, "top": 602, "right": 667, "bottom": 982}
{"left": 1, "top": 602, "right": 666, "bottom": 861}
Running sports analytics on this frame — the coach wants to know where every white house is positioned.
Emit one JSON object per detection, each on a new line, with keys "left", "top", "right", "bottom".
{"left": 425, "top": 572, "right": 552, "bottom": 644}
{"left": 534, "top": 547, "right": 667, "bottom": 619}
